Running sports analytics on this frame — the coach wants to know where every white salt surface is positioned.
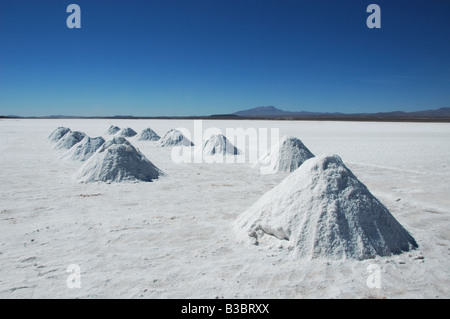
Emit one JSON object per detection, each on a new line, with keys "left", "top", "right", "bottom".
{"left": 0, "top": 119, "right": 449, "bottom": 298}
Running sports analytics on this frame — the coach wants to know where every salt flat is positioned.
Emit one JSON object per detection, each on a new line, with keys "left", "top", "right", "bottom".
{"left": 0, "top": 119, "right": 449, "bottom": 298}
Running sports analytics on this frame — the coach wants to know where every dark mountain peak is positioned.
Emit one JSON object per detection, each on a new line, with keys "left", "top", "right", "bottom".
{"left": 255, "top": 106, "right": 278, "bottom": 110}
{"left": 234, "top": 106, "right": 286, "bottom": 117}
{"left": 234, "top": 106, "right": 324, "bottom": 117}
{"left": 232, "top": 106, "right": 450, "bottom": 120}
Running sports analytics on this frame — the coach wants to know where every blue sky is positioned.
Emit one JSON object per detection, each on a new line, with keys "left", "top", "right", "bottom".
{"left": 0, "top": 0, "right": 449, "bottom": 116}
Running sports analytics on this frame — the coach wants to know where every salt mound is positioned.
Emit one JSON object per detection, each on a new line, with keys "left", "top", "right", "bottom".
{"left": 253, "top": 136, "right": 314, "bottom": 174}
{"left": 74, "top": 137, "right": 163, "bottom": 183}
{"left": 105, "top": 125, "right": 120, "bottom": 135}
{"left": 54, "top": 131, "right": 86, "bottom": 150}
{"left": 61, "top": 136, "right": 105, "bottom": 162}
{"left": 48, "top": 127, "right": 71, "bottom": 143}
{"left": 199, "top": 134, "right": 239, "bottom": 156}
{"left": 99, "top": 136, "right": 130, "bottom": 150}
{"left": 235, "top": 155, "right": 418, "bottom": 260}
{"left": 158, "top": 129, "right": 193, "bottom": 147}
{"left": 136, "top": 128, "right": 160, "bottom": 141}
{"left": 116, "top": 127, "right": 137, "bottom": 137}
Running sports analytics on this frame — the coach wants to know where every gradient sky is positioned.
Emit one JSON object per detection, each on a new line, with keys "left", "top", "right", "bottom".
{"left": 1, "top": 0, "right": 449, "bottom": 116}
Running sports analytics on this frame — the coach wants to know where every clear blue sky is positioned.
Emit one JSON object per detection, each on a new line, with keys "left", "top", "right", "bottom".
{"left": 0, "top": 0, "right": 449, "bottom": 116}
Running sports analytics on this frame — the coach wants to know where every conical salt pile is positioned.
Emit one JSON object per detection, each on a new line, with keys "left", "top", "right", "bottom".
{"left": 74, "top": 137, "right": 163, "bottom": 183}
{"left": 48, "top": 127, "right": 71, "bottom": 143}
{"left": 199, "top": 134, "right": 239, "bottom": 157}
{"left": 61, "top": 136, "right": 105, "bottom": 162}
{"left": 54, "top": 131, "right": 86, "bottom": 150}
{"left": 136, "top": 128, "right": 160, "bottom": 141}
{"left": 158, "top": 129, "right": 193, "bottom": 147}
{"left": 105, "top": 125, "right": 120, "bottom": 135}
{"left": 253, "top": 136, "right": 314, "bottom": 174}
{"left": 99, "top": 136, "right": 129, "bottom": 150}
{"left": 235, "top": 155, "right": 418, "bottom": 260}
{"left": 116, "top": 127, "right": 137, "bottom": 137}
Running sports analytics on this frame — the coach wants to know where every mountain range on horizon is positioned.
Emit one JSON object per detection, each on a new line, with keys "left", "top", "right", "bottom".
{"left": 1, "top": 106, "right": 450, "bottom": 121}
{"left": 231, "top": 106, "right": 450, "bottom": 119}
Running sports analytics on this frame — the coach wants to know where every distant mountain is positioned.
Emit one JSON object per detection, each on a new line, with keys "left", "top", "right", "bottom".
{"left": 233, "top": 106, "right": 326, "bottom": 117}
{"left": 408, "top": 107, "right": 450, "bottom": 117}
{"left": 2, "top": 107, "right": 449, "bottom": 121}
{"left": 232, "top": 106, "right": 450, "bottom": 120}
{"left": 1, "top": 115, "right": 22, "bottom": 118}
{"left": 357, "top": 107, "right": 450, "bottom": 118}
{"left": 234, "top": 106, "right": 289, "bottom": 117}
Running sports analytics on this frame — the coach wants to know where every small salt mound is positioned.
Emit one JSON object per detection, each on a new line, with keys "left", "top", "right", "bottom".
{"left": 54, "top": 131, "right": 86, "bottom": 150}
{"left": 116, "top": 127, "right": 137, "bottom": 137}
{"left": 158, "top": 129, "right": 194, "bottom": 147}
{"left": 105, "top": 125, "right": 120, "bottom": 135}
{"left": 253, "top": 136, "right": 315, "bottom": 174}
{"left": 136, "top": 128, "right": 160, "bottom": 141}
{"left": 235, "top": 155, "right": 418, "bottom": 260}
{"left": 99, "top": 136, "right": 129, "bottom": 150}
{"left": 74, "top": 137, "right": 163, "bottom": 183}
{"left": 198, "top": 134, "right": 239, "bottom": 157}
{"left": 61, "top": 136, "right": 105, "bottom": 162}
{"left": 48, "top": 127, "right": 71, "bottom": 143}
